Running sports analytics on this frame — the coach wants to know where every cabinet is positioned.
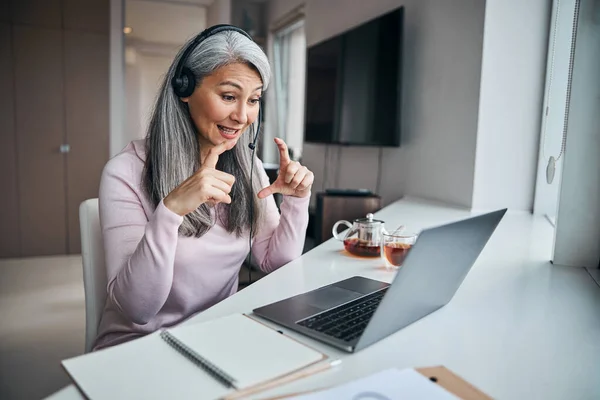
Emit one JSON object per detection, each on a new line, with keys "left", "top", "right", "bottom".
{"left": 0, "top": 0, "right": 109, "bottom": 258}
{"left": 0, "top": 23, "right": 19, "bottom": 258}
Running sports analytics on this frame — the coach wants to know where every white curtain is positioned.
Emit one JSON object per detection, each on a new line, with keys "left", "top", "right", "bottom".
{"left": 272, "top": 20, "right": 306, "bottom": 161}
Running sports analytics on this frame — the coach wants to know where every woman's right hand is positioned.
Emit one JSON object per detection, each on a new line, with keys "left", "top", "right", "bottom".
{"left": 164, "top": 140, "right": 237, "bottom": 216}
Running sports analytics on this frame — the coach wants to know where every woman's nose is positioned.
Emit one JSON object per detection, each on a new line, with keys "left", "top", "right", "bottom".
{"left": 230, "top": 103, "right": 248, "bottom": 124}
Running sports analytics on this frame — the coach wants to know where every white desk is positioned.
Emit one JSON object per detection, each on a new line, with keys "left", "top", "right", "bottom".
{"left": 48, "top": 197, "right": 600, "bottom": 400}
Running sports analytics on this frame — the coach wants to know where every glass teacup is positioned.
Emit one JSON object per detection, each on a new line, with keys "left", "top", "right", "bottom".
{"left": 381, "top": 232, "right": 417, "bottom": 269}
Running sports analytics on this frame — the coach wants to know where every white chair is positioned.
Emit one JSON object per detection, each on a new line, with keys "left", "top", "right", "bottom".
{"left": 79, "top": 198, "right": 107, "bottom": 353}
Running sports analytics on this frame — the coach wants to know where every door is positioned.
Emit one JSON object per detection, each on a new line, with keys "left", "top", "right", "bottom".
{"left": 14, "top": 25, "right": 68, "bottom": 256}
{"left": 0, "top": 0, "right": 110, "bottom": 258}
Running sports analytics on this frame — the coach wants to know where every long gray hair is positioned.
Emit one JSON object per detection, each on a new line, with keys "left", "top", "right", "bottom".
{"left": 144, "top": 30, "right": 271, "bottom": 238}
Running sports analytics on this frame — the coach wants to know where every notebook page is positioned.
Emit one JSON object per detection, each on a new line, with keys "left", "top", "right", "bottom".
{"left": 166, "top": 314, "right": 326, "bottom": 389}
{"left": 288, "top": 368, "right": 460, "bottom": 399}
{"left": 62, "top": 332, "right": 232, "bottom": 400}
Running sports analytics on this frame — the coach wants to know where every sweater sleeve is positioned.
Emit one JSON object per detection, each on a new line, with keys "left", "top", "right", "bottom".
{"left": 99, "top": 155, "right": 183, "bottom": 325}
{"left": 251, "top": 160, "right": 310, "bottom": 273}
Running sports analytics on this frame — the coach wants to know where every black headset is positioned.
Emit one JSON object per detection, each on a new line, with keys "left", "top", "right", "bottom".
{"left": 171, "top": 24, "right": 262, "bottom": 151}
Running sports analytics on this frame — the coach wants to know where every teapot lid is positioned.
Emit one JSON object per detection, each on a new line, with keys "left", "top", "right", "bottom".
{"left": 354, "top": 213, "right": 384, "bottom": 225}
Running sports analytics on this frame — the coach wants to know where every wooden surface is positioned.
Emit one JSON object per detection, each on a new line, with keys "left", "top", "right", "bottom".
{"left": 417, "top": 366, "right": 493, "bottom": 400}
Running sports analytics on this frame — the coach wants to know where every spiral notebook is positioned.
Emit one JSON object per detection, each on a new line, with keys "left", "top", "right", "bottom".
{"left": 62, "top": 314, "right": 327, "bottom": 399}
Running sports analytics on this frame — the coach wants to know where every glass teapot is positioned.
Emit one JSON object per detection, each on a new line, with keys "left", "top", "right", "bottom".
{"left": 332, "top": 213, "right": 387, "bottom": 257}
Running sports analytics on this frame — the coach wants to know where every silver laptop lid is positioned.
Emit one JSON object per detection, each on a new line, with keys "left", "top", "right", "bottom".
{"left": 355, "top": 209, "right": 506, "bottom": 351}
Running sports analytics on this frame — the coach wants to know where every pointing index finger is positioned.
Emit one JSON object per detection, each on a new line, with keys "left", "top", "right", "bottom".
{"left": 275, "top": 137, "right": 291, "bottom": 165}
{"left": 203, "top": 140, "right": 236, "bottom": 169}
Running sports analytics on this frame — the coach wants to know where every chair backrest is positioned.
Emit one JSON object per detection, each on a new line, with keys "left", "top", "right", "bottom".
{"left": 79, "top": 198, "right": 107, "bottom": 353}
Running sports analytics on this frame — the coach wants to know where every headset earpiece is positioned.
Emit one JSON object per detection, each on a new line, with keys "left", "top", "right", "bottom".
{"left": 171, "top": 24, "right": 253, "bottom": 99}
{"left": 171, "top": 67, "right": 196, "bottom": 98}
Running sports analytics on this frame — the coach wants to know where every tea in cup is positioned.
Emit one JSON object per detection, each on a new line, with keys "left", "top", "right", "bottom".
{"left": 381, "top": 232, "right": 417, "bottom": 268}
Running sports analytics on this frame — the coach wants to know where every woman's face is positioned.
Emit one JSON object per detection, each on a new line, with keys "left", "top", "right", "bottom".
{"left": 182, "top": 62, "right": 263, "bottom": 157}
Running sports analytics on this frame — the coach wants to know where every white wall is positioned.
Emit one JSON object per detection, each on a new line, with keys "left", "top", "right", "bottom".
{"left": 139, "top": 54, "right": 172, "bottom": 135}
{"left": 110, "top": 0, "right": 126, "bottom": 157}
{"left": 473, "top": 0, "right": 552, "bottom": 212}
{"left": 124, "top": 49, "right": 173, "bottom": 143}
{"left": 126, "top": 0, "right": 206, "bottom": 45}
{"left": 268, "top": 0, "right": 486, "bottom": 208}
{"left": 268, "top": 0, "right": 304, "bottom": 24}
{"left": 125, "top": 47, "right": 142, "bottom": 145}
{"left": 207, "top": 0, "right": 232, "bottom": 26}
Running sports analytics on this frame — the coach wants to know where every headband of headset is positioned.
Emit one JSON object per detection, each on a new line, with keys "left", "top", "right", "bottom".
{"left": 171, "top": 24, "right": 253, "bottom": 98}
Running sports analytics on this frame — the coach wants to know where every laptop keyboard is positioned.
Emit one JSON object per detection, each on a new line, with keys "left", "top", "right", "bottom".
{"left": 297, "top": 288, "right": 388, "bottom": 342}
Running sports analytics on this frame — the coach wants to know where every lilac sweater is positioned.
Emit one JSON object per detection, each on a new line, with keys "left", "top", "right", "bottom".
{"left": 93, "top": 140, "right": 309, "bottom": 350}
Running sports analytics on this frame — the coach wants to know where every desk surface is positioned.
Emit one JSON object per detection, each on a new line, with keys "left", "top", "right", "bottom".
{"left": 48, "top": 197, "right": 600, "bottom": 400}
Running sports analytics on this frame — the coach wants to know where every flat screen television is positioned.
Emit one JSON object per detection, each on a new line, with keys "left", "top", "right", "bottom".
{"left": 304, "top": 7, "right": 404, "bottom": 146}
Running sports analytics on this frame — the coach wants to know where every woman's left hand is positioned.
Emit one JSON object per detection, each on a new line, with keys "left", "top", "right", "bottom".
{"left": 258, "top": 138, "right": 314, "bottom": 199}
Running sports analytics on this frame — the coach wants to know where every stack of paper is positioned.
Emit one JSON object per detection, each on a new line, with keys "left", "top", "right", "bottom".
{"left": 287, "top": 368, "right": 459, "bottom": 400}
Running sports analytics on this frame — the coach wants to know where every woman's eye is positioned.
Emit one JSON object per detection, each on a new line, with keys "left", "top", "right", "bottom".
{"left": 222, "top": 95, "right": 235, "bottom": 102}
{"left": 249, "top": 98, "right": 261, "bottom": 105}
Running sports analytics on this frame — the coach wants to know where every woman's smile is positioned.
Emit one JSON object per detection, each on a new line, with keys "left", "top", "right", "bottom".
{"left": 217, "top": 124, "right": 241, "bottom": 140}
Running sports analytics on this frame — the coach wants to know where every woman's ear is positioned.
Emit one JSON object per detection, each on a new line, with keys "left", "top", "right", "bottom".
{"left": 181, "top": 97, "right": 190, "bottom": 103}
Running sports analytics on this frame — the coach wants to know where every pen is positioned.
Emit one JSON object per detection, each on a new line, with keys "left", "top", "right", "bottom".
{"left": 222, "top": 359, "right": 342, "bottom": 400}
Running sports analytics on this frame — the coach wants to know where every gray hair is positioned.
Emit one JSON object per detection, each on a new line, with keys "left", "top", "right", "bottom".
{"left": 144, "top": 30, "right": 271, "bottom": 238}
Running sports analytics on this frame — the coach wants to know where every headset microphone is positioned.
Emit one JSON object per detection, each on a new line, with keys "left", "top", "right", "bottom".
{"left": 248, "top": 102, "right": 262, "bottom": 151}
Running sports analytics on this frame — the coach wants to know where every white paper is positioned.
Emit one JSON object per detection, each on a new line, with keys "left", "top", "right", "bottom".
{"left": 288, "top": 368, "right": 460, "bottom": 400}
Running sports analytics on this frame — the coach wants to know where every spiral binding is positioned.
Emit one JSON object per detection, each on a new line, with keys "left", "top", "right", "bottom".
{"left": 160, "top": 330, "right": 236, "bottom": 388}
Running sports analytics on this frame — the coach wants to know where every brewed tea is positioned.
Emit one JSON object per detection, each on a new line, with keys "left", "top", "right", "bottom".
{"left": 383, "top": 243, "right": 412, "bottom": 266}
{"left": 343, "top": 238, "right": 381, "bottom": 257}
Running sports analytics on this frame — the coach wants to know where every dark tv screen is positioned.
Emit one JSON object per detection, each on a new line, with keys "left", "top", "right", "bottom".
{"left": 304, "top": 7, "right": 403, "bottom": 146}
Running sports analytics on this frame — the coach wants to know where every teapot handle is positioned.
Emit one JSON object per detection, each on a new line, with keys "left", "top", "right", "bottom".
{"left": 332, "top": 220, "right": 352, "bottom": 241}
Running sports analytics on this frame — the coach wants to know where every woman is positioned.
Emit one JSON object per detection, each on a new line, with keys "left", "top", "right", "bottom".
{"left": 93, "top": 26, "right": 313, "bottom": 350}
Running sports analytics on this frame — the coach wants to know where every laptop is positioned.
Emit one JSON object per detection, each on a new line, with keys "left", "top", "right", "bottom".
{"left": 253, "top": 209, "right": 506, "bottom": 353}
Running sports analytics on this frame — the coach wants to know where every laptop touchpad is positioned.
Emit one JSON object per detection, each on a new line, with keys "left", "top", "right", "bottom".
{"left": 304, "top": 286, "right": 363, "bottom": 310}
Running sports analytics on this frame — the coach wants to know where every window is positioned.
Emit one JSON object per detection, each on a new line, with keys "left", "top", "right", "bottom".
{"left": 268, "top": 19, "right": 306, "bottom": 162}
{"left": 533, "top": 0, "right": 580, "bottom": 225}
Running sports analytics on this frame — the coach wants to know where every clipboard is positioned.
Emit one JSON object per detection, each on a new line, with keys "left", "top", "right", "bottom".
{"left": 259, "top": 365, "right": 493, "bottom": 400}
{"left": 416, "top": 366, "right": 493, "bottom": 400}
